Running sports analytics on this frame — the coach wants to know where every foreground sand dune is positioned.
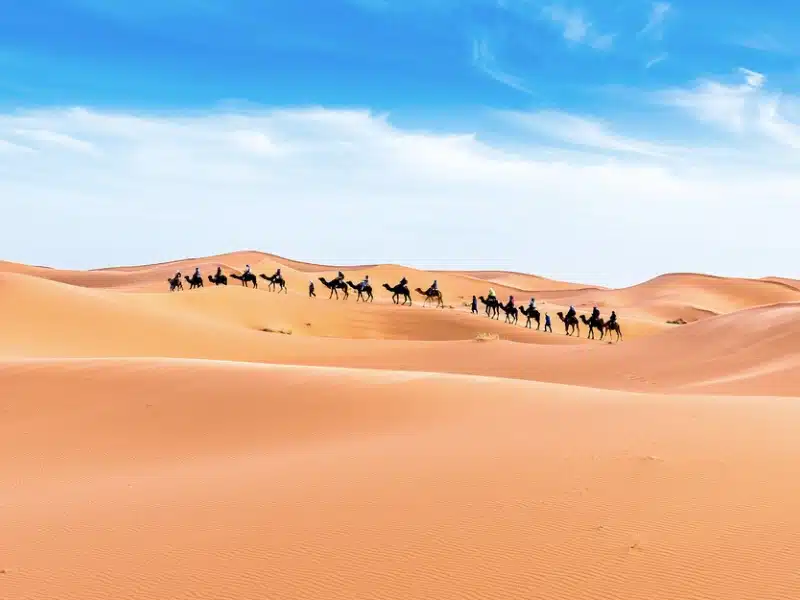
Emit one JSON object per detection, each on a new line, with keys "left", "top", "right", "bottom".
{"left": 3, "top": 252, "right": 799, "bottom": 600}
{"left": 4, "top": 358, "right": 800, "bottom": 600}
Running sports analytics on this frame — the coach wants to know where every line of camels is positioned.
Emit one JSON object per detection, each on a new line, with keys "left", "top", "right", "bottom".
{"left": 167, "top": 271, "right": 622, "bottom": 342}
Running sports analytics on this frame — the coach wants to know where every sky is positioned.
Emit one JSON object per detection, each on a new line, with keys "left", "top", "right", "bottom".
{"left": 1, "top": 0, "right": 800, "bottom": 286}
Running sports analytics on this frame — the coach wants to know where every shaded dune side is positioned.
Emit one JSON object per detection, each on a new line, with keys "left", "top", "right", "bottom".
{"left": 533, "top": 272, "right": 800, "bottom": 323}
{"left": 3, "top": 359, "right": 800, "bottom": 600}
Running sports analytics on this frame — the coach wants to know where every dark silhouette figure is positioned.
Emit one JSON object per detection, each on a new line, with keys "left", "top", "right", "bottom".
{"left": 230, "top": 272, "right": 258, "bottom": 288}
{"left": 382, "top": 283, "right": 412, "bottom": 305}
{"left": 479, "top": 295, "right": 500, "bottom": 319}
{"left": 414, "top": 287, "right": 444, "bottom": 308}
{"left": 544, "top": 313, "right": 552, "bottom": 333}
{"left": 471, "top": 295, "right": 478, "bottom": 314}
{"left": 184, "top": 274, "right": 204, "bottom": 289}
{"left": 208, "top": 273, "right": 228, "bottom": 286}
{"left": 499, "top": 301, "right": 519, "bottom": 325}
{"left": 167, "top": 274, "right": 183, "bottom": 291}
{"left": 318, "top": 277, "right": 349, "bottom": 300}
{"left": 347, "top": 280, "right": 374, "bottom": 302}
{"left": 556, "top": 311, "right": 580, "bottom": 336}
{"left": 308, "top": 280, "right": 316, "bottom": 298}
{"left": 259, "top": 273, "right": 288, "bottom": 294}
{"left": 603, "top": 319, "right": 623, "bottom": 342}
{"left": 519, "top": 305, "right": 541, "bottom": 329}
{"left": 580, "top": 314, "right": 605, "bottom": 340}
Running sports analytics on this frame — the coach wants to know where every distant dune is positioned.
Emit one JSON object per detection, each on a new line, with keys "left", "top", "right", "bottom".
{"left": 2, "top": 252, "right": 799, "bottom": 600}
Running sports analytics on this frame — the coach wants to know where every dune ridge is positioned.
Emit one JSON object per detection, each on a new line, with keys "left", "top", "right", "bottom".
{"left": 2, "top": 251, "right": 799, "bottom": 600}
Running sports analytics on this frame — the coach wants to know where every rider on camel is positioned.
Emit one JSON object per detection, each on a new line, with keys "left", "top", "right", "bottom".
{"left": 488, "top": 287, "right": 497, "bottom": 302}
{"left": 426, "top": 279, "right": 438, "bottom": 295}
{"left": 215, "top": 266, "right": 223, "bottom": 278}
{"left": 193, "top": 267, "right": 201, "bottom": 280}
{"left": 528, "top": 297, "right": 536, "bottom": 311}
{"left": 566, "top": 305, "right": 576, "bottom": 320}
{"left": 335, "top": 271, "right": 345, "bottom": 284}
{"left": 360, "top": 275, "right": 370, "bottom": 290}
{"left": 399, "top": 276, "right": 408, "bottom": 288}
{"left": 507, "top": 295, "right": 515, "bottom": 309}
{"left": 591, "top": 305, "right": 600, "bottom": 322}
{"left": 271, "top": 267, "right": 282, "bottom": 279}
{"left": 608, "top": 310, "right": 617, "bottom": 326}
{"left": 243, "top": 264, "right": 251, "bottom": 277}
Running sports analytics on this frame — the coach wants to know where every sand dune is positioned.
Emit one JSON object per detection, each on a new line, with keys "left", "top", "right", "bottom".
{"left": 4, "top": 358, "right": 800, "bottom": 600}
{"left": 535, "top": 272, "right": 800, "bottom": 324}
{"left": 3, "top": 252, "right": 800, "bottom": 600}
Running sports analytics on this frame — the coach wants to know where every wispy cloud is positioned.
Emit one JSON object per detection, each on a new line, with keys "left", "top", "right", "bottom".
{"left": 0, "top": 139, "right": 35, "bottom": 153}
{"left": 505, "top": 110, "right": 672, "bottom": 157}
{"left": 471, "top": 38, "right": 533, "bottom": 95}
{"left": 645, "top": 53, "right": 668, "bottom": 69}
{"left": 541, "top": 5, "right": 614, "bottom": 50}
{"left": 659, "top": 68, "right": 800, "bottom": 149}
{"left": 638, "top": 2, "right": 671, "bottom": 39}
{"left": 12, "top": 128, "right": 98, "bottom": 155}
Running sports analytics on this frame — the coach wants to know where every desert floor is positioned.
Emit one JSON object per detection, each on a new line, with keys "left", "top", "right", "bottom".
{"left": 2, "top": 251, "right": 799, "bottom": 600}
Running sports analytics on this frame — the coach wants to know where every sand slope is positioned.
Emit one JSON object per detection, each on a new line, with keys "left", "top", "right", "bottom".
{"left": 3, "top": 252, "right": 800, "bottom": 600}
{"left": 4, "top": 359, "right": 800, "bottom": 600}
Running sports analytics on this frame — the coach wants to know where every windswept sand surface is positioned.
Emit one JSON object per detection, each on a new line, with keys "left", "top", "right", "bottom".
{"left": 2, "top": 252, "right": 800, "bottom": 600}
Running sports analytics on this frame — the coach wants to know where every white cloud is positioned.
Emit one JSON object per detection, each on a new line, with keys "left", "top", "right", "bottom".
{"left": 0, "top": 106, "right": 799, "bottom": 286}
{"left": 659, "top": 68, "right": 800, "bottom": 150}
{"left": 12, "top": 128, "right": 98, "bottom": 154}
{"left": 471, "top": 38, "right": 533, "bottom": 94}
{"left": 639, "top": 2, "right": 670, "bottom": 38}
{"left": 541, "top": 5, "right": 613, "bottom": 50}
{"left": 645, "top": 53, "right": 668, "bottom": 69}
{"left": 505, "top": 110, "right": 672, "bottom": 157}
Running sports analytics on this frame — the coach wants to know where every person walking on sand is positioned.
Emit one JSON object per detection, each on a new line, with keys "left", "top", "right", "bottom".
{"left": 308, "top": 280, "right": 316, "bottom": 298}
{"left": 544, "top": 313, "right": 552, "bottom": 333}
{"left": 471, "top": 295, "right": 478, "bottom": 314}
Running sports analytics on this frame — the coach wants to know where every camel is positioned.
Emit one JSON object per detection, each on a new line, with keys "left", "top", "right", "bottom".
{"left": 318, "top": 277, "right": 349, "bottom": 300}
{"left": 499, "top": 302, "right": 519, "bottom": 325}
{"left": 167, "top": 275, "right": 183, "bottom": 291}
{"left": 208, "top": 273, "right": 228, "bottom": 286}
{"left": 347, "top": 280, "right": 374, "bottom": 302}
{"left": 415, "top": 287, "right": 444, "bottom": 309}
{"left": 383, "top": 283, "right": 412, "bottom": 306}
{"left": 184, "top": 274, "right": 203, "bottom": 289}
{"left": 580, "top": 315, "right": 605, "bottom": 340}
{"left": 519, "top": 305, "right": 541, "bottom": 329}
{"left": 259, "top": 273, "right": 288, "bottom": 294}
{"left": 556, "top": 311, "right": 580, "bottom": 336}
{"left": 479, "top": 296, "right": 500, "bottom": 319}
{"left": 603, "top": 320, "right": 623, "bottom": 342}
{"left": 230, "top": 272, "right": 258, "bottom": 288}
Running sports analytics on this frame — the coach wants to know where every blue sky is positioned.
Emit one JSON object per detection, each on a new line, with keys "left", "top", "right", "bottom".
{"left": 1, "top": 0, "right": 800, "bottom": 286}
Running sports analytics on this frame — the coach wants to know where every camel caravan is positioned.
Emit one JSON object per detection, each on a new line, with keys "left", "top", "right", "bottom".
{"left": 167, "top": 267, "right": 622, "bottom": 342}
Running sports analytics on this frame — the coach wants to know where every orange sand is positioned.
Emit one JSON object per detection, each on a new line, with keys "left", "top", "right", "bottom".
{"left": 2, "top": 251, "right": 799, "bottom": 600}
